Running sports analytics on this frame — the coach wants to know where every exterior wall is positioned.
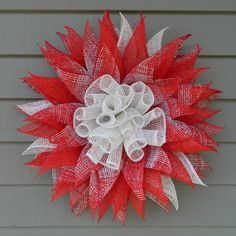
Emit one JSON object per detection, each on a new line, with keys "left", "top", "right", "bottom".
{"left": 0, "top": 1, "right": 235, "bottom": 235}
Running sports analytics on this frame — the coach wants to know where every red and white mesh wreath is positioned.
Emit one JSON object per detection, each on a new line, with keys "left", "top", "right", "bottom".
{"left": 16, "top": 11, "right": 222, "bottom": 223}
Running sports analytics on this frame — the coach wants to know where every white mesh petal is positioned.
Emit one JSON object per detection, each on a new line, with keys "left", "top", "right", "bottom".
{"left": 117, "top": 12, "right": 133, "bottom": 56}
{"left": 17, "top": 100, "right": 52, "bottom": 116}
{"left": 176, "top": 152, "right": 206, "bottom": 186}
{"left": 22, "top": 138, "right": 56, "bottom": 155}
{"left": 161, "top": 175, "right": 179, "bottom": 210}
{"left": 147, "top": 27, "right": 169, "bottom": 56}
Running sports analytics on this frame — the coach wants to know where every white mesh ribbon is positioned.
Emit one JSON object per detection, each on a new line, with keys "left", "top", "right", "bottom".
{"left": 161, "top": 175, "right": 179, "bottom": 210}
{"left": 147, "top": 27, "right": 169, "bottom": 56}
{"left": 73, "top": 75, "right": 166, "bottom": 169}
{"left": 117, "top": 12, "right": 133, "bottom": 56}
{"left": 22, "top": 138, "right": 56, "bottom": 155}
{"left": 116, "top": 13, "right": 169, "bottom": 57}
{"left": 17, "top": 100, "right": 52, "bottom": 116}
{"left": 175, "top": 152, "right": 206, "bottom": 186}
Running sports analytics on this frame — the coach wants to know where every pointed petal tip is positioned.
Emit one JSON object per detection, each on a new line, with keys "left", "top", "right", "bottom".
{"left": 177, "top": 33, "right": 192, "bottom": 42}
{"left": 181, "top": 34, "right": 192, "bottom": 41}
{"left": 24, "top": 161, "right": 31, "bottom": 166}
{"left": 196, "top": 43, "right": 202, "bottom": 50}
{"left": 64, "top": 25, "right": 71, "bottom": 30}
{"left": 38, "top": 43, "right": 46, "bottom": 53}
{"left": 50, "top": 195, "right": 56, "bottom": 202}
{"left": 21, "top": 150, "right": 28, "bottom": 155}
{"left": 12, "top": 104, "right": 19, "bottom": 112}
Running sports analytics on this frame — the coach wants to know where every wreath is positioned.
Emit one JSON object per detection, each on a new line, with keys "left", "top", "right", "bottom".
{"left": 16, "top": 11, "right": 222, "bottom": 223}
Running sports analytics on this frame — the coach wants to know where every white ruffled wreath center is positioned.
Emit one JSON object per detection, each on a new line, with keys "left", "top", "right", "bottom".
{"left": 73, "top": 74, "right": 166, "bottom": 169}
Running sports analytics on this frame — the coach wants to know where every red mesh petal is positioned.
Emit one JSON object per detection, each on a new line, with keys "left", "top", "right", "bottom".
{"left": 165, "top": 150, "right": 192, "bottom": 186}
{"left": 37, "top": 147, "right": 82, "bottom": 174}
{"left": 160, "top": 98, "right": 220, "bottom": 124}
{"left": 51, "top": 181, "right": 74, "bottom": 201}
{"left": 55, "top": 166, "right": 76, "bottom": 184}
{"left": 75, "top": 144, "right": 96, "bottom": 184}
{"left": 196, "top": 121, "right": 224, "bottom": 135}
{"left": 165, "top": 117, "right": 218, "bottom": 152}
{"left": 64, "top": 26, "right": 85, "bottom": 66}
{"left": 44, "top": 41, "right": 66, "bottom": 56}
{"left": 97, "top": 193, "right": 111, "bottom": 222}
{"left": 109, "top": 173, "right": 129, "bottom": 219}
{"left": 22, "top": 75, "right": 78, "bottom": 104}
{"left": 182, "top": 67, "right": 208, "bottom": 84}
{"left": 165, "top": 118, "right": 190, "bottom": 142}
{"left": 123, "top": 16, "right": 148, "bottom": 74}
{"left": 94, "top": 46, "right": 120, "bottom": 81}
{"left": 147, "top": 77, "right": 182, "bottom": 104}
{"left": 40, "top": 43, "right": 87, "bottom": 75}
{"left": 188, "top": 125, "right": 218, "bottom": 147}
{"left": 75, "top": 187, "right": 89, "bottom": 216}
{"left": 83, "top": 21, "right": 99, "bottom": 73}
{"left": 25, "top": 152, "right": 49, "bottom": 167}
{"left": 177, "top": 84, "right": 222, "bottom": 106}
{"left": 99, "top": 12, "right": 123, "bottom": 79}
{"left": 160, "top": 98, "right": 195, "bottom": 119}
{"left": 145, "top": 146, "right": 172, "bottom": 174}
{"left": 49, "top": 125, "right": 86, "bottom": 147}
{"left": 165, "top": 138, "right": 216, "bottom": 153}
{"left": 30, "top": 103, "right": 79, "bottom": 126}
{"left": 178, "top": 107, "right": 221, "bottom": 125}
{"left": 26, "top": 116, "right": 64, "bottom": 131}
{"left": 129, "top": 192, "right": 145, "bottom": 219}
{"left": 57, "top": 31, "right": 69, "bottom": 49}
{"left": 18, "top": 120, "right": 58, "bottom": 138}
{"left": 144, "top": 169, "right": 170, "bottom": 211}
{"left": 70, "top": 183, "right": 88, "bottom": 211}
{"left": 187, "top": 153, "right": 211, "bottom": 171}
{"left": 89, "top": 166, "right": 120, "bottom": 214}
{"left": 123, "top": 52, "right": 157, "bottom": 84}
{"left": 101, "top": 11, "right": 118, "bottom": 42}
{"left": 166, "top": 45, "right": 201, "bottom": 79}
{"left": 122, "top": 153, "right": 145, "bottom": 200}
{"left": 152, "top": 34, "right": 190, "bottom": 80}
{"left": 56, "top": 68, "right": 92, "bottom": 103}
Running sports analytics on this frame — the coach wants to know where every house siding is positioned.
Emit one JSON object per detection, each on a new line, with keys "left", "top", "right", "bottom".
{"left": 0, "top": 1, "right": 235, "bottom": 235}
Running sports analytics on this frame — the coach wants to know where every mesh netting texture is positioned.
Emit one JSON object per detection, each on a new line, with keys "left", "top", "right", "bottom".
{"left": 16, "top": 11, "right": 222, "bottom": 223}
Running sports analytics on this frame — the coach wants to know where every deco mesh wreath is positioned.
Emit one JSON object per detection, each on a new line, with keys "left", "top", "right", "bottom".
{"left": 16, "top": 11, "right": 222, "bottom": 223}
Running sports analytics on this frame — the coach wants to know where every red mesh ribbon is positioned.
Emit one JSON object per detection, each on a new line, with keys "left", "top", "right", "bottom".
{"left": 16, "top": 11, "right": 222, "bottom": 223}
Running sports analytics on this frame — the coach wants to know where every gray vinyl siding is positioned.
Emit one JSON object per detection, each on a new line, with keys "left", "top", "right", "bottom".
{"left": 0, "top": 0, "right": 235, "bottom": 235}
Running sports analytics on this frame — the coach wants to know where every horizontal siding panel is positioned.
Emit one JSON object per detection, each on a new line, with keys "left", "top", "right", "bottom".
{"left": 0, "top": 57, "right": 234, "bottom": 99}
{"left": 0, "top": 143, "right": 51, "bottom": 185}
{"left": 0, "top": 13, "right": 235, "bottom": 55}
{"left": 0, "top": 2, "right": 234, "bottom": 233}
{"left": 0, "top": 186, "right": 235, "bottom": 226}
{"left": 0, "top": 0, "right": 235, "bottom": 11}
{"left": 0, "top": 143, "right": 234, "bottom": 185}
{"left": 0, "top": 100, "right": 229, "bottom": 142}
{"left": 0, "top": 228, "right": 235, "bottom": 236}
